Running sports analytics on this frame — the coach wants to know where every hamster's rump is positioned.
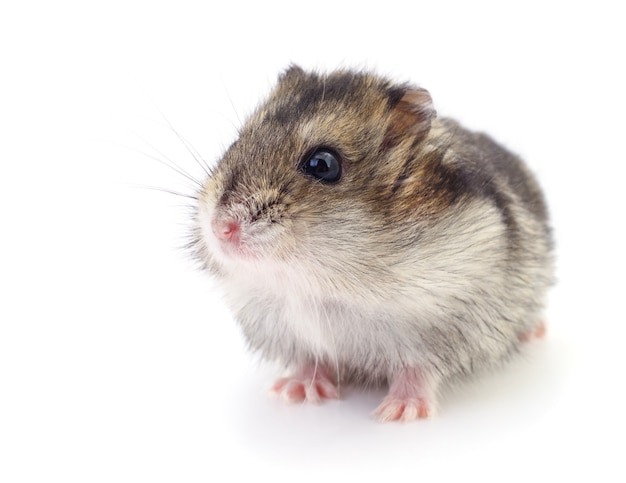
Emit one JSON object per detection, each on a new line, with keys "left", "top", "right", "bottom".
{"left": 193, "top": 65, "right": 554, "bottom": 421}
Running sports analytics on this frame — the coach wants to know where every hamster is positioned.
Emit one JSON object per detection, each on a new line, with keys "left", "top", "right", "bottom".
{"left": 192, "top": 65, "right": 554, "bottom": 422}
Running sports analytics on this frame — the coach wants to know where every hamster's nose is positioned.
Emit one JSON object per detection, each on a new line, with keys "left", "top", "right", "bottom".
{"left": 212, "top": 216, "right": 240, "bottom": 242}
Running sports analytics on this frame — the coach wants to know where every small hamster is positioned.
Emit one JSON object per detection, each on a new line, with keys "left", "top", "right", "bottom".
{"left": 193, "top": 65, "right": 554, "bottom": 422}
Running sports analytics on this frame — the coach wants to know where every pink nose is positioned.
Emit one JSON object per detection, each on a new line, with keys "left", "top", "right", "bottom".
{"left": 212, "top": 217, "right": 240, "bottom": 242}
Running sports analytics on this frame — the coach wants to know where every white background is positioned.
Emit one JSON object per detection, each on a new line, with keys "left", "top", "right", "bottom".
{"left": 1, "top": 1, "right": 624, "bottom": 481}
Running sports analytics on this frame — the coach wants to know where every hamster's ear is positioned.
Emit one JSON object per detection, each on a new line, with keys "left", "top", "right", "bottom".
{"left": 384, "top": 87, "right": 435, "bottom": 148}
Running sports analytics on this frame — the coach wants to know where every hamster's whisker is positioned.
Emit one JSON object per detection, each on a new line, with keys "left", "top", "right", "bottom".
{"left": 125, "top": 122, "right": 205, "bottom": 187}
{"left": 156, "top": 113, "right": 214, "bottom": 179}
{"left": 143, "top": 96, "right": 213, "bottom": 177}
{"left": 126, "top": 142, "right": 203, "bottom": 189}
{"left": 132, "top": 183, "right": 199, "bottom": 201}
{"left": 311, "top": 356, "right": 320, "bottom": 395}
{"left": 223, "top": 87, "right": 243, "bottom": 130}
{"left": 323, "top": 303, "right": 342, "bottom": 395}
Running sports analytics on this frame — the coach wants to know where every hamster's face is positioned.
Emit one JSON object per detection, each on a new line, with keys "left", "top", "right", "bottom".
{"left": 195, "top": 66, "right": 443, "bottom": 288}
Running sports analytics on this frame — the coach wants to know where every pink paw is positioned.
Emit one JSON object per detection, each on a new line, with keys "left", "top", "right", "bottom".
{"left": 519, "top": 320, "right": 547, "bottom": 342}
{"left": 373, "top": 367, "right": 438, "bottom": 423}
{"left": 373, "top": 396, "right": 435, "bottom": 422}
{"left": 270, "top": 366, "right": 339, "bottom": 404}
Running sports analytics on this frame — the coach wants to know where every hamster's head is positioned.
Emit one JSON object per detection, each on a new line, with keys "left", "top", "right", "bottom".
{"left": 195, "top": 65, "right": 451, "bottom": 295}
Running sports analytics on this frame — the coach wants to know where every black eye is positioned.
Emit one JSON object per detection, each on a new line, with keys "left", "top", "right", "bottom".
{"left": 300, "top": 149, "right": 342, "bottom": 183}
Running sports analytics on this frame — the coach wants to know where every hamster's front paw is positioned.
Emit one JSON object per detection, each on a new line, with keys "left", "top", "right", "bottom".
{"left": 373, "top": 367, "right": 438, "bottom": 422}
{"left": 373, "top": 396, "right": 434, "bottom": 422}
{"left": 270, "top": 364, "right": 339, "bottom": 404}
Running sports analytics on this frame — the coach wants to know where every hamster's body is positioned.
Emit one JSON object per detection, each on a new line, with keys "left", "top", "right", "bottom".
{"left": 194, "top": 66, "right": 553, "bottom": 421}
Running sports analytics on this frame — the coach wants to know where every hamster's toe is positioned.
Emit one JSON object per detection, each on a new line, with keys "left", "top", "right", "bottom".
{"left": 373, "top": 397, "right": 434, "bottom": 422}
{"left": 270, "top": 364, "right": 339, "bottom": 404}
{"left": 518, "top": 320, "right": 547, "bottom": 342}
{"left": 374, "top": 367, "right": 438, "bottom": 422}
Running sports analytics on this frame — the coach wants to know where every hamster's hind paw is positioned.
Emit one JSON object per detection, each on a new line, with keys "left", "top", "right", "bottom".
{"left": 518, "top": 320, "right": 547, "bottom": 342}
{"left": 270, "top": 365, "right": 339, "bottom": 404}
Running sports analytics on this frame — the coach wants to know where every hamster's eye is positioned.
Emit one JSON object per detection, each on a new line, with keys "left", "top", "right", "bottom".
{"left": 300, "top": 149, "right": 342, "bottom": 183}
